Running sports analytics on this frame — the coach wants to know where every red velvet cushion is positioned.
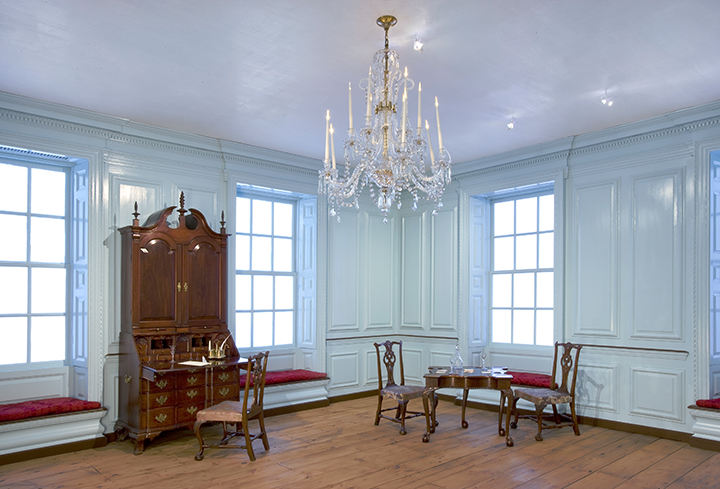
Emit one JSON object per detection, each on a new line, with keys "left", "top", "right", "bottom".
{"left": 239, "top": 369, "right": 328, "bottom": 387}
{"left": 696, "top": 398, "right": 720, "bottom": 409}
{"left": 507, "top": 371, "right": 553, "bottom": 388}
{"left": 0, "top": 397, "right": 102, "bottom": 422}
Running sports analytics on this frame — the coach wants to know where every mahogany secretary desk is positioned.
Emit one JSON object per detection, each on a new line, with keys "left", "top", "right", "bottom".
{"left": 115, "top": 193, "right": 243, "bottom": 454}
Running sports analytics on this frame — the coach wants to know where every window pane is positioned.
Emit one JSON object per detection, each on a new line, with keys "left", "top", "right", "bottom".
{"left": 235, "top": 312, "right": 251, "bottom": 348}
{"left": 515, "top": 234, "right": 537, "bottom": 270}
{"left": 493, "top": 237, "right": 514, "bottom": 271}
{"left": 0, "top": 317, "right": 28, "bottom": 365}
{"left": 274, "top": 202, "right": 293, "bottom": 237}
{"left": 252, "top": 200, "right": 272, "bottom": 235}
{"left": 31, "top": 217, "right": 65, "bottom": 263}
{"left": 236, "top": 235, "right": 250, "bottom": 271}
{"left": 513, "top": 310, "right": 535, "bottom": 344}
{"left": 275, "top": 276, "right": 294, "bottom": 310}
{"left": 31, "top": 268, "right": 66, "bottom": 314}
{"left": 253, "top": 312, "right": 273, "bottom": 347}
{"left": 0, "top": 215, "right": 27, "bottom": 261}
{"left": 492, "top": 309, "right": 511, "bottom": 343}
{"left": 251, "top": 236, "right": 272, "bottom": 271}
{"left": 31, "top": 168, "right": 65, "bottom": 216}
{"left": 538, "top": 232, "right": 554, "bottom": 269}
{"left": 253, "top": 275, "right": 273, "bottom": 310}
{"left": 536, "top": 310, "right": 554, "bottom": 346}
{"left": 513, "top": 272, "right": 535, "bottom": 308}
{"left": 515, "top": 197, "right": 537, "bottom": 234}
{"left": 539, "top": 195, "right": 554, "bottom": 232}
{"left": 236, "top": 198, "right": 251, "bottom": 233}
{"left": 0, "top": 267, "right": 28, "bottom": 314}
{"left": 236, "top": 274, "right": 251, "bottom": 310}
{"left": 0, "top": 163, "right": 28, "bottom": 212}
{"left": 536, "top": 272, "right": 553, "bottom": 308}
{"left": 492, "top": 274, "right": 512, "bottom": 308}
{"left": 273, "top": 237, "right": 292, "bottom": 272}
{"left": 31, "top": 316, "right": 65, "bottom": 362}
{"left": 274, "top": 311, "right": 293, "bottom": 345}
{"left": 494, "top": 201, "right": 514, "bottom": 236}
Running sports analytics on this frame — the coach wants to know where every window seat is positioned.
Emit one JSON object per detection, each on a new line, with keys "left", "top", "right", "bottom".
{"left": 0, "top": 398, "right": 107, "bottom": 457}
{"left": 689, "top": 400, "right": 720, "bottom": 445}
{"left": 245, "top": 370, "right": 331, "bottom": 413}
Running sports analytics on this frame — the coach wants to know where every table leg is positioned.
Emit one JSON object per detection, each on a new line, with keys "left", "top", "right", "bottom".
{"left": 501, "top": 388, "right": 514, "bottom": 447}
{"left": 422, "top": 388, "right": 437, "bottom": 443}
{"left": 461, "top": 388, "right": 470, "bottom": 428}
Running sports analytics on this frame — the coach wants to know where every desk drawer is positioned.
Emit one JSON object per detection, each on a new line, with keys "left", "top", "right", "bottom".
{"left": 143, "top": 391, "right": 176, "bottom": 409}
{"left": 178, "top": 371, "right": 205, "bottom": 388}
{"left": 142, "top": 372, "right": 176, "bottom": 392}
{"left": 178, "top": 387, "right": 205, "bottom": 404}
{"left": 177, "top": 403, "right": 205, "bottom": 423}
{"left": 211, "top": 383, "right": 239, "bottom": 403}
{"left": 140, "top": 407, "right": 175, "bottom": 429}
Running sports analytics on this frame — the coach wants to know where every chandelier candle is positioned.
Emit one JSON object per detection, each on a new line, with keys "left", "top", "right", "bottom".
{"left": 319, "top": 15, "right": 451, "bottom": 222}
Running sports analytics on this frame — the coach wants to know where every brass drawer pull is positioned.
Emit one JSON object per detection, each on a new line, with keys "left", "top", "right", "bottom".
{"left": 186, "top": 406, "right": 198, "bottom": 415}
{"left": 156, "top": 380, "right": 168, "bottom": 389}
{"left": 187, "top": 376, "right": 198, "bottom": 385}
{"left": 155, "top": 413, "right": 167, "bottom": 423}
{"left": 156, "top": 395, "right": 168, "bottom": 406}
{"left": 186, "top": 389, "right": 198, "bottom": 399}
{"left": 219, "top": 387, "right": 230, "bottom": 397}
{"left": 218, "top": 373, "right": 230, "bottom": 382}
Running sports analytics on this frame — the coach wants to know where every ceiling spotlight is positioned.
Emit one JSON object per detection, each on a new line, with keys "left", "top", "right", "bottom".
{"left": 601, "top": 90, "right": 613, "bottom": 106}
{"left": 507, "top": 118, "right": 515, "bottom": 130}
{"left": 414, "top": 37, "right": 424, "bottom": 52}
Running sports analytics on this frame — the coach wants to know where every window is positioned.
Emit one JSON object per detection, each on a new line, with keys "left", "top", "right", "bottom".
{"left": 490, "top": 190, "right": 554, "bottom": 346}
{"left": 235, "top": 189, "right": 296, "bottom": 348}
{"left": 0, "top": 158, "right": 69, "bottom": 365}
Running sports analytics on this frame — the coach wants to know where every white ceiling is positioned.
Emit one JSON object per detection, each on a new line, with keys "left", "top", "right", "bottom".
{"left": 1, "top": 0, "right": 719, "bottom": 165}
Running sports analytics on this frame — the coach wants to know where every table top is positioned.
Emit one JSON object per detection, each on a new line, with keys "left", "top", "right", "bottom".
{"left": 424, "top": 366, "right": 513, "bottom": 389}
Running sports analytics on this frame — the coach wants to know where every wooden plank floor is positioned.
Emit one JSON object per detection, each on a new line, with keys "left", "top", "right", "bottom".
{"left": 1, "top": 397, "right": 719, "bottom": 489}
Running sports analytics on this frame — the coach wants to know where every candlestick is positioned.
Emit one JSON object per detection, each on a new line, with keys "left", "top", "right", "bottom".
{"left": 426, "top": 120, "right": 435, "bottom": 165}
{"left": 401, "top": 87, "right": 407, "bottom": 146}
{"left": 348, "top": 82, "right": 353, "bottom": 131}
{"left": 330, "top": 124, "right": 336, "bottom": 169}
{"left": 417, "top": 82, "right": 422, "bottom": 134}
{"left": 366, "top": 66, "right": 372, "bottom": 121}
{"left": 325, "top": 110, "right": 330, "bottom": 162}
{"left": 435, "top": 97, "right": 443, "bottom": 150}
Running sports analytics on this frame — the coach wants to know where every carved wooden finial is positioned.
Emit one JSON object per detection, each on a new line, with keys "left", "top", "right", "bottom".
{"left": 220, "top": 210, "right": 226, "bottom": 228}
{"left": 178, "top": 191, "right": 187, "bottom": 216}
{"left": 132, "top": 202, "right": 140, "bottom": 223}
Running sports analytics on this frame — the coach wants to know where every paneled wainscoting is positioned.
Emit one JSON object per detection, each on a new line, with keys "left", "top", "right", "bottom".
{"left": 2, "top": 397, "right": 720, "bottom": 488}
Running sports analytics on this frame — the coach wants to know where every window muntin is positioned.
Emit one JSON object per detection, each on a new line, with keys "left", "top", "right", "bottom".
{"left": 235, "top": 192, "right": 296, "bottom": 348}
{"left": 0, "top": 162, "right": 69, "bottom": 365}
{"left": 490, "top": 192, "right": 554, "bottom": 346}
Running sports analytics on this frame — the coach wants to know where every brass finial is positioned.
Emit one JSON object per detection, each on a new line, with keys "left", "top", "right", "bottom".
{"left": 377, "top": 15, "right": 397, "bottom": 49}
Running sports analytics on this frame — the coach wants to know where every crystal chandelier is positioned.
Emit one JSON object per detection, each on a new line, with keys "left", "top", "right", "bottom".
{"left": 319, "top": 15, "right": 451, "bottom": 223}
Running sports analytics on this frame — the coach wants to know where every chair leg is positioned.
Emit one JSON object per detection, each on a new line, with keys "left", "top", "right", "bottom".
{"left": 374, "top": 395, "right": 383, "bottom": 426}
{"left": 258, "top": 412, "right": 270, "bottom": 450}
{"left": 422, "top": 392, "right": 431, "bottom": 443}
{"left": 570, "top": 402, "right": 581, "bottom": 436}
{"left": 193, "top": 420, "right": 206, "bottom": 461}
{"left": 510, "top": 397, "right": 519, "bottom": 429}
{"left": 552, "top": 405, "right": 561, "bottom": 425}
{"left": 242, "top": 416, "right": 256, "bottom": 461}
{"left": 398, "top": 401, "right": 408, "bottom": 435}
{"left": 534, "top": 405, "right": 544, "bottom": 441}
{"left": 498, "top": 391, "right": 506, "bottom": 436}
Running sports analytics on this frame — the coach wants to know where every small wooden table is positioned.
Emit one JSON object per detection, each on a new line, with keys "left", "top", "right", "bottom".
{"left": 424, "top": 367, "right": 514, "bottom": 446}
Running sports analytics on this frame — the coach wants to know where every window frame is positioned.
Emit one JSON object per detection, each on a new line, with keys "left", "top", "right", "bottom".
{"left": 234, "top": 185, "right": 299, "bottom": 350}
{"left": 487, "top": 182, "right": 556, "bottom": 348}
{"left": 0, "top": 151, "right": 73, "bottom": 369}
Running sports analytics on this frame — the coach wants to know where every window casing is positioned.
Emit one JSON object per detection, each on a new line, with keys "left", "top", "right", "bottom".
{"left": 490, "top": 188, "right": 554, "bottom": 346}
{"left": 235, "top": 188, "right": 297, "bottom": 349}
{"left": 0, "top": 156, "right": 70, "bottom": 366}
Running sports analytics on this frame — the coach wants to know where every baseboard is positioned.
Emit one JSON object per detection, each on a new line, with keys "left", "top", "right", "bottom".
{"left": 264, "top": 399, "right": 330, "bottom": 417}
{"left": 459, "top": 398, "right": 712, "bottom": 450}
{"left": 0, "top": 435, "right": 107, "bottom": 466}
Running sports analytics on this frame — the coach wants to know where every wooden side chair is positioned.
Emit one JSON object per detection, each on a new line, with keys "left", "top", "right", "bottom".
{"left": 373, "top": 340, "right": 435, "bottom": 441}
{"left": 193, "top": 351, "right": 270, "bottom": 461}
{"left": 511, "top": 342, "right": 583, "bottom": 441}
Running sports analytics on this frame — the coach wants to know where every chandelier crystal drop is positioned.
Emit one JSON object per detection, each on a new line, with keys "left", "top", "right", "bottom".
{"left": 319, "top": 15, "right": 451, "bottom": 223}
